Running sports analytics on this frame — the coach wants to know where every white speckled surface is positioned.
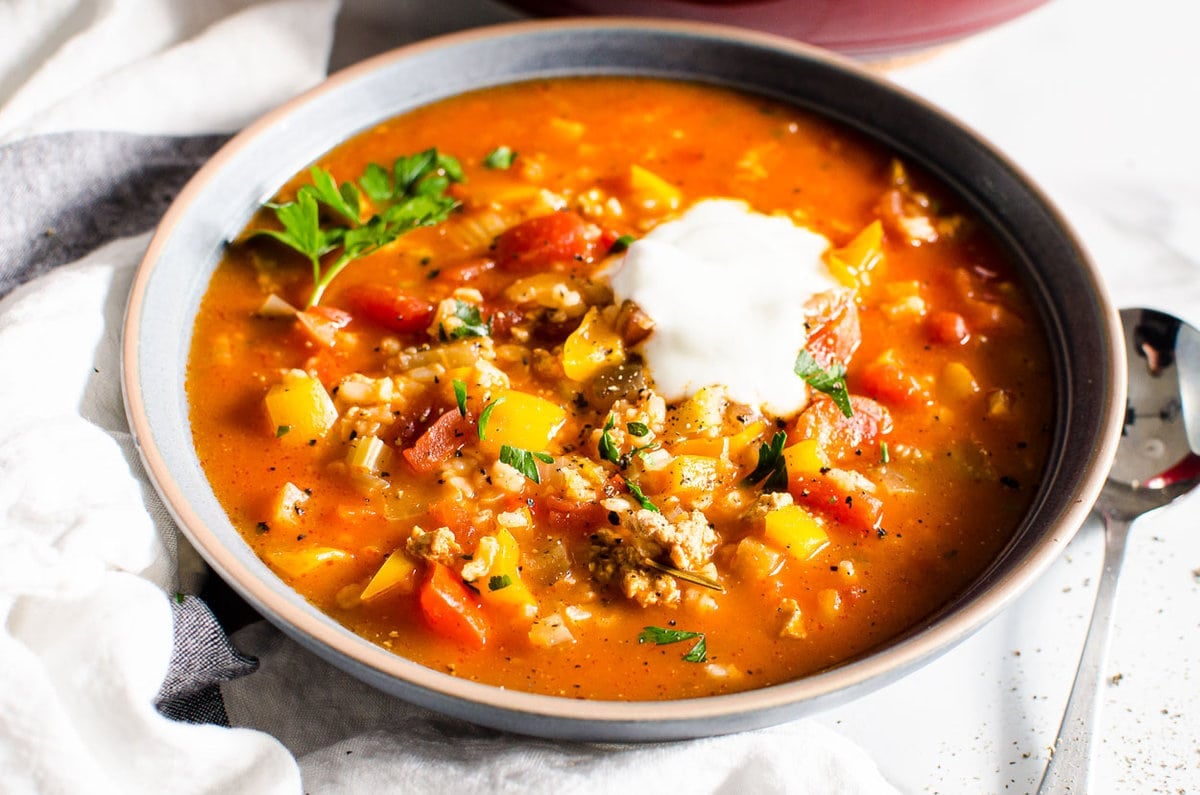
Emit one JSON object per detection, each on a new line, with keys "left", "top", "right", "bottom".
{"left": 332, "top": 0, "right": 1200, "bottom": 791}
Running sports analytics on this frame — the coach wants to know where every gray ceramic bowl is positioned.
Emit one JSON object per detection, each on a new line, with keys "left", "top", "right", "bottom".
{"left": 122, "top": 19, "right": 1125, "bottom": 741}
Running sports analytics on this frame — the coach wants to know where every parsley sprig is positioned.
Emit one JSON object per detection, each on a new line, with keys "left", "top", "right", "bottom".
{"left": 625, "top": 479, "right": 659, "bottom": 513}
{"left": 500, "top": 445, "right": 553, "bottom": 483}
{"left": 598, "top": 414, "right": 658, "bottom": 469}
{"left": 483, "top": 146, "right": 517, "bottom": 169}
{"left": 452, "top": 379, "right": 468, "bottom": 417}
{"left": 794, "top": 349, "right": 853, "bottom": 418}
{"left": 744, "top": 431, "right": 788, "bottom": 492}
{"left": 638, "top": 625, "right": 708, "bottom": 663}
{"left": 440, "top": 300, "right": 490, "bottom": 340}
{"left": 254, "top": 149, "right": 463, "bottom": 307}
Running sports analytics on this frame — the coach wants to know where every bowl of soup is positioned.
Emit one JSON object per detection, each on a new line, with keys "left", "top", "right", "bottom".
{"left": 122, "top": 19, "right": 1124, "bottom": 740}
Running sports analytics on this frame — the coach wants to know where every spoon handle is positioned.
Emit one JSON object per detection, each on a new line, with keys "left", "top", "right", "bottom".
{"left": 1037, "top": 512, "right": 1132, "bottom": 794}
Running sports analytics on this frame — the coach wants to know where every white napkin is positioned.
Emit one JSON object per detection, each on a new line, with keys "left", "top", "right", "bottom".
{"left": 0, "top": 2, "right": 899, "bottom": 793}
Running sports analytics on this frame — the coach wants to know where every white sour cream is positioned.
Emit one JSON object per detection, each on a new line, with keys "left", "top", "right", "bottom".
{"left": 609, "top": 199, "right": 839, "bottom": 416}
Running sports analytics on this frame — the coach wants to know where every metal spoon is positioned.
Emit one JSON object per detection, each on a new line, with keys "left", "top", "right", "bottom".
{"left": 1038, "top": 307, "right": 1200, "bottom": 794}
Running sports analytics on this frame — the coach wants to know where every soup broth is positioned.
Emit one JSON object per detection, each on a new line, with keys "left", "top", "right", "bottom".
{"left": 188, "top": 78, "right": 1053, "bottom": 699}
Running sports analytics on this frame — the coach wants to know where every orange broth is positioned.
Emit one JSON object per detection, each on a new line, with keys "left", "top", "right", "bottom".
{"left": 187, "top": 78, "right": 1053, "bottom": 700}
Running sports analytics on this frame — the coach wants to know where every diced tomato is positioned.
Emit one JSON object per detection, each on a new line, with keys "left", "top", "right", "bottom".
{"left": 485, "top": 307, "right": 523, "bottom": 338}
{"left": 927, "top": 310, "right": 970, "bottom": 345}
{"left": 543, "top": 495, "right": 609, "bottom": 534}
{"left": 419, "top": 562, "right": 488, "bottom": 649}
{"left": 788, "top": 468, "right": 884, "bottom": 535}
{"left": 435, "top": 257, "right": 496, "bottom": 285}
{"left": 492, "top": 211, "right": 602, "bottom": 272}
{"left": 342, "top": 284, "right": 434, "bottom": 334}
{"left": 791, "top": 394, "right": 892, "bottom": 463}
{"left": 804, "top": 288, "right": 861, "bottom": 368}
{"left": 423, "top": 499, "right": 479, "bottom": 548}
{"left": 859, "top": 360, "right": 925, "bottom": 409}
{"left": 296, "top": 306, "right": 352, "bottom": 347}
{"left": 402, "top": 410, "right": 476, "bottom": 473}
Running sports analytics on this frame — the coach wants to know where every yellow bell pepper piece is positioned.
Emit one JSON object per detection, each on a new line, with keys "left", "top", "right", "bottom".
{"left": 629, "top": 164, "right": 681, "bottom": 210}
{"left": 671, "top": 437, "right": 728, "bottom": 458}
{"left": 763, "top": 505, "right": 829, "bottom": 561}
{"left": 268, "top": 547, "right": 351, "bottom": 579}
{"left": 264, "top": 369, "right": 337, "bottom": 445}
{"left": 671, "top": 385, "right": 728, "bottom": 438}
{"left": 783, "top": 438, "right": 829, "bottom": 477}
{"left": 732, "top": 537, "right": 784, "bottom": 580}
{"left": 562, "top": 306, "right": 625, "bottom": 382}
{"left": 478, "top": 389, "right": 566, "bottom": 455}
{"left": 727, "top": 420, "right": 767, "bottom": 461}
{"left": 478, "top": 528, "right": 537, "bottom": 621}
{"left": 663, "top": 454, "right": 722, "bottom": 496}
{"left": 359, "top": 548, "right": 419, "bottom": 602}
{"left": 827, "top": 220, "right": 884, "bottom": 289}
{"left": 939, "top": 361, "right": 980, "bottom": 402}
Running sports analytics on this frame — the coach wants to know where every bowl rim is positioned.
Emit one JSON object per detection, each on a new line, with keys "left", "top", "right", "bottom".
{"left": 122, "top": 17, "right": 1126, "bottom": 739}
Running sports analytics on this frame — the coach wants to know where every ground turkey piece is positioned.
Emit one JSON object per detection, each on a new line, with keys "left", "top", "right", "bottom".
{"left": 405, "top": 526, "right": 462, "bottom": 567}
{"left": 587, "top": 508, "right": 718, "bottom": 607}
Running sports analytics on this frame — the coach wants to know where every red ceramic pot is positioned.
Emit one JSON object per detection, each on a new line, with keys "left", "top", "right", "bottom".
{"left": 500, "top": 0, "right": 1050, "bottom": 57}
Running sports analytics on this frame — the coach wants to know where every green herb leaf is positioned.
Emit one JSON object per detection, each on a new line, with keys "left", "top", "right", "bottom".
{"left": 794, "top": 349, "right": 853, "bottom": 418}
{"left": 477, "top": 397, "right": 504, "bottom": 440}
{"left": 357, "top": 162, "right": 393, "bottom": 202}
{"left": 255, "top": 149, "right": 464, "bottom": 307}
{"left": 610, "top": 234, "right": 636, "bottom": 253}
{"left": 625, "top": 478, "right": 659, "bottom": 512}
{"left": 638, "top": 625, "right": 707, "bottom": 663}
{"left": 483, "top": 146, "right": 517, "bottom": 169}
{"left": 681, "top": 636, "right": 708, "bottom": 663}
{"left": 598, "top": 414, "right": 620, "bottom": 465}
{"left": 276, "top": 425, "right": 291, "bottom": 438}
{"left": 488, "top": 574, "right": 512, "bottom": 591}
{"left": 173, "top": 592, "right": 186, "bottom": 605}
{"left": 626, "top": 421, "right": 650, "bottom": 437}
{"left": 453, "top": 379, "right": 468, "bottom": 417}
{"left": 303, "top": 166, "right": 361, "bottom": 226}
{"left": 448, "top": 300, "right": 490, "bottom": 339}
{"left": 743, "top": 431, "right": 788, "bottom": 492}
{"left": 880, "top": 441, "right": 890, "bottom": 464}
{"left": 499, "top": 444, "right": 552, "bottom": 483}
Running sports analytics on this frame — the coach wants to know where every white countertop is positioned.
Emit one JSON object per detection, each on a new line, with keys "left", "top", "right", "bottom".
{"left": 329, "top": 0, "right": 1200, "bottom": 791}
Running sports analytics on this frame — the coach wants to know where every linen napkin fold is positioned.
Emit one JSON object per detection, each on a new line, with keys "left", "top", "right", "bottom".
{"left": 0, "top": 1, "right": 900, "bottom": 793}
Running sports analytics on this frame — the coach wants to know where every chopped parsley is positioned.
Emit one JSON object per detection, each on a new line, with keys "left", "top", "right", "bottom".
{"left": 275, "top": 425, "right": 291, "bottom": 438}
{"left": 625, "top": 478, "right": 659, "bottom": 513}
{"left": 599, "top": 414, "right": 658, "bottom": 469}
{"left": 488, "top": 574, "right": 512, "bottom": 591}
{"left": 483, "top": 146, "right": 517, "bottom": 169}
{"left": 477, "top": 397, "right": 504, "bottom": 440}
{"left": 598, "top": 414, "right": 620, "bottom": 465}
{"left": 452, "top": 379, "right": 468, "bottom": 417}
{"left": 744, "top": 431, "right": 788, "bottom": 492}
{"left": 794, "top": 349, "right": 853, "bottom": 418}
{"left": 499, "top": 444, "right": 553, "bottom": 483}
{"left": 638, "top": 625, "right": 708, "bottom": 663}
{"left": 626, "top": 421, "right": 650, "bottom": 437}
{"left": 880, "top": 441, "right": 890, "bottom": 464}
{"left": 609, "top": 234, "right": 636, "bottom": 253}
{"left": 442, "top": 300, "right": 490, "bottom": 339}
{"left": 253, "top": 148, "right": 463, "bottom": 307}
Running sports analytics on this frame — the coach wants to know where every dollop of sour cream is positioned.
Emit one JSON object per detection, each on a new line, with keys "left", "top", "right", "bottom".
{"left": 609, "top": 199, "right": 840, "bottom": 416}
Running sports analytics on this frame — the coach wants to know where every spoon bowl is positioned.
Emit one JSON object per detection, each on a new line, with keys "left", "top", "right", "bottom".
{"left": 1038, "top": 307, "right": 1200, "bottom": 793}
